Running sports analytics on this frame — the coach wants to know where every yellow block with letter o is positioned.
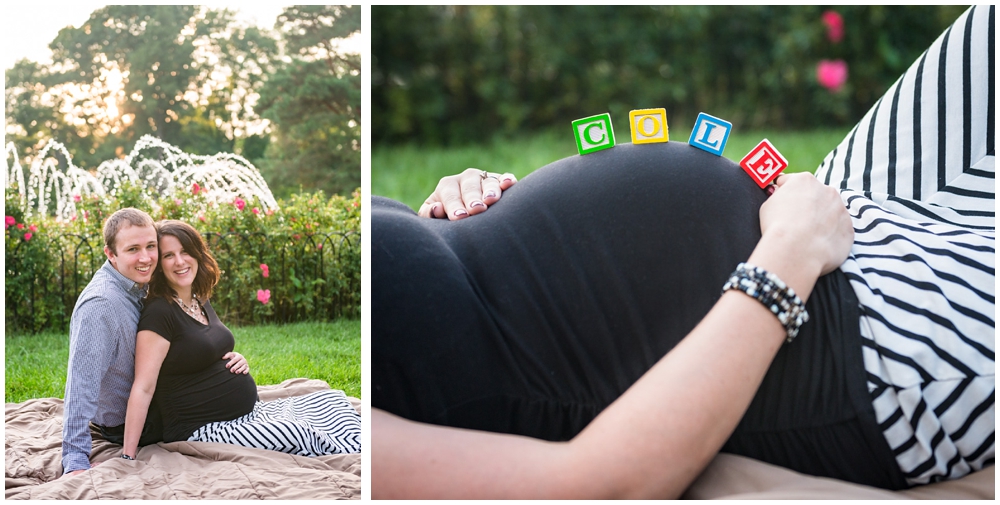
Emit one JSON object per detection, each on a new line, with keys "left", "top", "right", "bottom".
{"left": 629, "top": 108, "right": 669, "bottom": 145}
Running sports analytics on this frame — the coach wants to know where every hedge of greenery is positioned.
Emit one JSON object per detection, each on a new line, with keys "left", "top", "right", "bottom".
{"left": 372, "top": 5, "right": 968, "bottom": 146}
{"left": 5, "top": 183, "right": 360, "bottom": 334}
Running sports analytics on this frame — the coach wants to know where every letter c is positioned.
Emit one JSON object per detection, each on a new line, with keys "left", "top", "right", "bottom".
{"left": 585, "top": 122, "right": 606, "bottom": 144}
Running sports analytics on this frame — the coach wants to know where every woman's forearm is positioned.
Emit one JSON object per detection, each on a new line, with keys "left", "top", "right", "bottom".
{"left": 122, "top": 389, "right": 153, "bottom": 458}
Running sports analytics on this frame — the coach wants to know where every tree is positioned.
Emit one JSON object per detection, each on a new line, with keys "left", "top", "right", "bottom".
{"left": 6, "top": 5, "right": 277, "bottom": 169}
{"left": 255, "top": 5, "right": 361, "bottom": 198}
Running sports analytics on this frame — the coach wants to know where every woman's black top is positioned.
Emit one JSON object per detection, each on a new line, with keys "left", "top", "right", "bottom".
{"left": 372, "top": 141, "right": 908, "bottom": 489}
{"left": 138, "top": 297, "right": 258, "bottom": 442}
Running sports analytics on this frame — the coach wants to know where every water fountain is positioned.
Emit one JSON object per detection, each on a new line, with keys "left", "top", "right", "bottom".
{"left": 4, "top": 135, "right": 278, "bottom": 220}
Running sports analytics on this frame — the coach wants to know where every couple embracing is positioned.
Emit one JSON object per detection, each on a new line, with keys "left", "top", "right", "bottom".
{"left": 61, "top": 208, "right": 360, "bottom": 476}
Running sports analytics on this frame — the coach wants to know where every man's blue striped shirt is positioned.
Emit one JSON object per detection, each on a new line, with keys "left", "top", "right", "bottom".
{"left": 61, "top": 260, "right": 146, "bottom": 474}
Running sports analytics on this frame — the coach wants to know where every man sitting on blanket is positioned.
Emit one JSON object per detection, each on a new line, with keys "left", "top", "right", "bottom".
{"left": 60, "top": 208, "right": 249, "bottom": 476}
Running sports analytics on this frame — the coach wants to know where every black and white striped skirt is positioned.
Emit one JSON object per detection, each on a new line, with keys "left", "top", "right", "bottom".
{"left": 815, "top": 5, "right": 994, "bottom": 486}
{"left": 187, "top": 389, "right": 361, "bottom": 456}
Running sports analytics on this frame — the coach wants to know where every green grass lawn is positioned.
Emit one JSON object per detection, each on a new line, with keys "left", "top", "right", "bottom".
{"left": 4, "top": 319, "right": 361, "bottom": 403}
{"left": 372, "top": 126, "right": 852, "bottom": 210}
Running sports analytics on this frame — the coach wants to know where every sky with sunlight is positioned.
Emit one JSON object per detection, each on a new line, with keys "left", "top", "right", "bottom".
{"left": 2, "top": 3, "right": 292, "bottom": 70}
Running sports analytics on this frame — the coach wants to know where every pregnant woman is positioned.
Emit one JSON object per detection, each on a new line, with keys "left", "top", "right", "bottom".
{"left": 372, "top": 5, "right": 993, "bottom": 498}
{"left": 121, "top": 220, "right": 361, "bottom": 461}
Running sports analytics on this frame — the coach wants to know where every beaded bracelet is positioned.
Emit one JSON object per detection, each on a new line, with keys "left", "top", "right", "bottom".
{"left": 722, "top": 262, "right": 809, "bottom": 343}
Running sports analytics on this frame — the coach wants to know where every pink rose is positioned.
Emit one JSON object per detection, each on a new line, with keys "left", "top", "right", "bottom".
{"left": 234, "top": 197, "right": 246, "bottom": 211}
{"left": 73, "top": 194, "right": 82, "bottom": 202}
{"left": 817, "top": 59, "right": 848, "bottom": 92}
{"left": 317, "top": 243, "right": 323, "bottom": 250}
{"left": 5, "top": 216, "right": 14, "bottom": 228}
{"left": 29, "top": 224, "right": 37, "bottom": 232}
{"left": 257, "top": 289, "right": 271, "bottom": 304}
{"left": 821, "top": 10, "right": 844, "bottom": 43}
{"left": 260, "top": 263, "right": 269, "bottom": 278}
{"left": 16, "top": 223, "right": 24, "bottom": 229}
{"left": 24, "top": 232, "right": 32, "bottom": 241}
{"left": 252, "top": 207, "right": 260, "bottom": 215}
{"left": 192, "top": 183, "right": 201, "bottom": 195}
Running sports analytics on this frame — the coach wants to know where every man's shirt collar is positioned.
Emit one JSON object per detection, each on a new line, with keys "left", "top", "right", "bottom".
{"left": 100, "top": 260, "right": 148, "bottom": 299}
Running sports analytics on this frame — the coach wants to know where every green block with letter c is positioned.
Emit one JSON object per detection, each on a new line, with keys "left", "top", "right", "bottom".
{"left": 572, "top": 113, "right": 616, "bottom": 155}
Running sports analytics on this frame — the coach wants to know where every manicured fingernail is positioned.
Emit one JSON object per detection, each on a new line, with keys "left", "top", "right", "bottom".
{"left": 484, "top": 190, "right": 497, "bottom": 199}
{"left": 502, "top": 177, "right": 514, "bottom": 184}
{"left": 454, "top": 209, "right": 468, "bottom": 217}
{"left": 766, "top": 185, "right": 776, "bottom": 196}
{"left": 470, "top": 201, "right": 486, "bottom": 209}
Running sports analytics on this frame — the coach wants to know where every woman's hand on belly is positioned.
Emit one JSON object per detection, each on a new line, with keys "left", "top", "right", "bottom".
{"left": 754, "top": 173, "right": 854, "bottom": 301}
{"left": 222, "top": 351, "right": 249, "bottom": 374}
{"left": 418, "top": 168, "right": 517, "bottom": 220}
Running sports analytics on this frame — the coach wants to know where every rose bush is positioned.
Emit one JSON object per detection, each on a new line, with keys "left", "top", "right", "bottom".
{"left": 5, "top": 184, "right": 361, "bottom": 333}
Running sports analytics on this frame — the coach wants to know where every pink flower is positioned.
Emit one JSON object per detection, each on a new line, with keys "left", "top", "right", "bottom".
{"left": 821, "top": 10, "right": 844, "bottom": 43}
{"left": 817, "top": 59, "right": 848, "bottom": 92}
{"left": 16, "top": 223, "right": 24, "bottom": 229}
{"left": 317, "top": 243, "right": 323, "bottom": 250}
{"left": 234, "top": 197, "right": 246, "bottom": 211}
{"left": 174, "top": 199, "right": 183, "bottom": 205}
{"left": 5, "top": 216, "right": 14, "bottom": 229}
{"left": 292, "top": 234, "right": 300, "bottom": 241}
{"left": 71, "top": 215, "right": 77, "bottom": 221}
{"left": 252, "top": 207, "right": 260, "bottom": 215}
{"left": 192, "top": 183, "right": 201, "bottom": 195}
{"left": 266, "top": 209, "right": 274, "bottom": 216}
{"left": 260, "top": 263, "right": 269, "bottom": 278}
{"left": 198, "top": 214, "right": 206, "bottom": 222}
{"left": 29, "top": 224, "right": 37, "bottom": 232}
{"left": 24, "top": 232, "right": 32, "bottom": 241}
{"left": 73, "top": 194, "right": 82, "bottom": 203}
{"left": 257, "top": 289, "right": 271, "bottom": 304}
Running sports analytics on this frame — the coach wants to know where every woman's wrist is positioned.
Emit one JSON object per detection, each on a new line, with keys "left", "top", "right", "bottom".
{"left": 747, "top": 231, "right": 823, "bottom": 304}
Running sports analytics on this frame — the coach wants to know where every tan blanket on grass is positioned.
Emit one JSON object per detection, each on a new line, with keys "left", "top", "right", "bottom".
{"left": 685, "top": 453, "right": 994, "bottom": 499}
{"left": 5, "top": 378, "right": 361, "bottom": 500}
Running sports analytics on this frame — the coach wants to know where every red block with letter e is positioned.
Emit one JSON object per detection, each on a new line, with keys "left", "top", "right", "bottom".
{"left": 739, "top": 139, "right": 788, "bottom": 188}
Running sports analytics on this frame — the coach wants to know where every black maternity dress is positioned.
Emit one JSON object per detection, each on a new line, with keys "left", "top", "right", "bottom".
{"left": 372, "top": 141, "right": 907, "bottom": 489}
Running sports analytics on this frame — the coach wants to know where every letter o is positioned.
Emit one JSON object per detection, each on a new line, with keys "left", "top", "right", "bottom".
{"left": 638, "top": 116, "right": 660, "bottom": 137}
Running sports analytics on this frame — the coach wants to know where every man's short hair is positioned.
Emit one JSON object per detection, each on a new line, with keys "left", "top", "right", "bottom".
{"left": 103, "top": 208, "right": 154, "bottom": 255}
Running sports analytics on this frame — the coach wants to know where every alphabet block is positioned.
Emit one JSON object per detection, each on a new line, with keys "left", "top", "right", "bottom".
{"left": 628, "top": 108, "right": 669, "bottom": 144}
{"left": 739, "top": 139, "right": 789, "bottom": 188}
{"left": 688, "top": 112, "right": 732, "bottom": 156}
{"left": 572, "top": 113, "right": 616, "bottom": 155}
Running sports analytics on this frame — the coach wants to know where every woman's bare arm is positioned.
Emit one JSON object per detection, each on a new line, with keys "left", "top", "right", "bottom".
{"left": 122, "top": 330, "right": 170, "bottom": 458}
{"left": 372, "top": 173, "right": 853, "bottom": 499}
